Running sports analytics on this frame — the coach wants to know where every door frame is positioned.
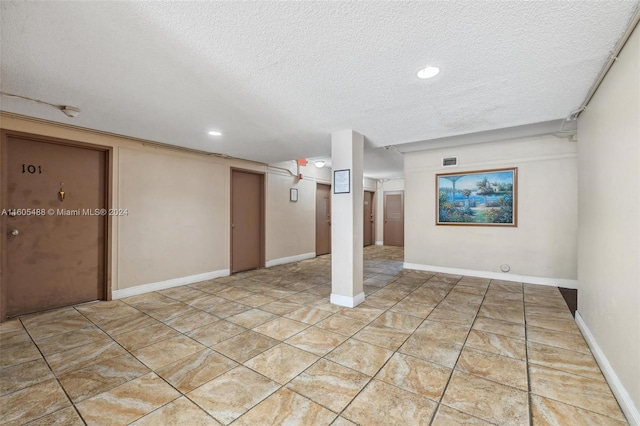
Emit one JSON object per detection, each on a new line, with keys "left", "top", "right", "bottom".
{"left": 315, "top": 183, "right": 332, "bottom": 256}
{"left": 0, "top": 130, "right": 112, "bottom": 321}
{"left": 383, "top": 190, "right": 404, "bottom": 247}
{"left": 364, "top": 190, "right": 375, "bottom": 247}
{"left": 230, "top": 168, "right": 265, "bottom": 273}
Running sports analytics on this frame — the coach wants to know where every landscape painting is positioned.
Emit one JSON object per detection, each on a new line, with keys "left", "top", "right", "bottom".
{"left": 436, "top": 168, "right": 517, "bottom": 226}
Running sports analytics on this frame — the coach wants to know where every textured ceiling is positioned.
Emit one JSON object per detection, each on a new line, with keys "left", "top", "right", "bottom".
{"left": 1, "top": 1, "right": 637, "bottom": 178}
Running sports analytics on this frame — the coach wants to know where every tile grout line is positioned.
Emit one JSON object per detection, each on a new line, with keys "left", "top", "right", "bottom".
{"left": 18, "top": 309, "right": 89, "bottom": 426}
{"left": 428, "top": 276, "right": 488, "bottom": 426}
{"left": 170, "top": 267, "right": 380, "bottom": 425}
{"left": 523, "top": 288, "right": 534, "bottom": 426}
{"left": 72, "top": 304, "right": 164, "bottom": 425}
{"left": 131, "top": 296, "right": 239, "bottom": 426}
{"left": 312, "top": 272, "right": 436, "bottom": 423}
{"left": 14, "top": 251, "right": 619, "bottom": 425}
{"left": 521, "top": 288, "right": 627, "bottom": 424}
{"left": 2, "top": 251, "right": 390, "bottom": 425}
{"left": 329, "top": 273, "right": 465, "bottom": 424}
{"left": 72, "top": 302, "right": 218, "bottom": 425}
{"left": 191, "top": 281, "right": 584, "bottom": 422}
{"left": 102, "top": 290, "right": 300, "bottom": 425}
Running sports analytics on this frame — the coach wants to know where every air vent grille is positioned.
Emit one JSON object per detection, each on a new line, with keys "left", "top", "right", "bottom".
{"left": 442, "top": 157, "right": 458, "bottom": 167}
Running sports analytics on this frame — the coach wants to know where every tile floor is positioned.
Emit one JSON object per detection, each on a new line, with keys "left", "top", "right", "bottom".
{"left": 0, "top": 246, "right": 628, "bottom": 425}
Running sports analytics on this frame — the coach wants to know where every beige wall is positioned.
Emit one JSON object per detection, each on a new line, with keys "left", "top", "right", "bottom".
{"left": 0, "top": 114, "right": 327, "bottom": 293}
{"left": 118, "top": 147, "right": 229, "bottom": 287}
{"left": 404, "top": 136, "right": 578, "bottom": 283}
{"left": 577, "top": 24, "right": 639, "bottom": 415}
{"left": 265, "top": 162, "right": 330, "bottom": 263}
{"left": 264, "top": 161, "right": 376, "bottom": 263}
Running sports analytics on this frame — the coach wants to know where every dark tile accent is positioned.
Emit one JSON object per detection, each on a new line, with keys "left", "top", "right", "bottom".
{"left": 559, "top": 288, "right": 577, "bottom": 317}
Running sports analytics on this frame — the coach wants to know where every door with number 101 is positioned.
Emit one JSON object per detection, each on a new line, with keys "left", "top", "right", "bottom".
{"left": 1, "top": 134, "right": 108, "bottom": 320}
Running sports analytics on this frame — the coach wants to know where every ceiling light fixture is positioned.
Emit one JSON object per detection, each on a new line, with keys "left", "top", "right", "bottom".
{"left": 208, "top": 131, "right": 222, "bottom": 136}
{"left": 417, "top": 66, "right": 440, "bottom": 79}
{"left": 314, "top": 161, "right": 325, "bottom": 168}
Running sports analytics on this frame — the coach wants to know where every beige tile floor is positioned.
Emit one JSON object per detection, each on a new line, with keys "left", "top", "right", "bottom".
{"left": 0, "top": 246, "right": 628, "bottom": 425}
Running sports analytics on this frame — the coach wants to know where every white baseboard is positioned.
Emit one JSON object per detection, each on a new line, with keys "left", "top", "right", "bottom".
{"left": 112, "top": 269, "right": 230, "bottom": 299}
{"left": 402, "top": 262, "right": 577, "bottom": 289}
{"left": 330, "top": 292, "right": 365, "bottom": 308}
{"left": 576, "top": 311, "right": 639, "bottom": 426}
{"left": 375, "top": 241, "right": 383, "bottom": 246}
{"left": 266, "top": 252, "right": 316, "bottom": 268}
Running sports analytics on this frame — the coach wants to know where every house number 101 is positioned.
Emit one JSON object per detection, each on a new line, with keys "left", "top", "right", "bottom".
{"left": 22, "top": 164, "right": 42, "bottom": 174}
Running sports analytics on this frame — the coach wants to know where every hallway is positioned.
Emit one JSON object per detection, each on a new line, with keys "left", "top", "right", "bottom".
{"left": 0, "top": 246, "right": 626, "bottom": 425}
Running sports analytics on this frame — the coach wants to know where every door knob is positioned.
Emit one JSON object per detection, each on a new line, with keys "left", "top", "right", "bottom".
{"left": 9, "top": 229, "right": 19, "bottom": 236}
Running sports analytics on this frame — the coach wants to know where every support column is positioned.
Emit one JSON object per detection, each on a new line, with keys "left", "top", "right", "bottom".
{"left": 330, "top": 129, "right": 364, "bottom": 307}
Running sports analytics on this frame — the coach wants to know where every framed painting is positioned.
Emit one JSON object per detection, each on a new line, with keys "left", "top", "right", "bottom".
{"left": 436, "top": 167, "right": 517, "bottom": 226}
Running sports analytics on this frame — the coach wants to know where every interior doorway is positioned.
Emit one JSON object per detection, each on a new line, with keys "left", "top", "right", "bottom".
{"left": 315, "top": 183, "right": 331, "bottom": 255}
{"left": 1, "top": 132, "right": 109, "bottom": 320}
{"left": 383, "top": 191, "right": 404, "bottom": 247}
{"left": 363, "top": 190, "right": 375, "bottom": 246}
{"left": 230, "top": 169, "right": 265, "bottom": 273}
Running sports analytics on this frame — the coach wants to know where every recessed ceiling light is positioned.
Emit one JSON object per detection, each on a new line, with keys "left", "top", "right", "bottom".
{"left": 314, "top": 161, "right": 325, "bottom": 168}
{"left": 208, "top": 130, "right": 222, "bottom": 136}
{"left": 417, "top": 66, "right": 440, "bottom": 79}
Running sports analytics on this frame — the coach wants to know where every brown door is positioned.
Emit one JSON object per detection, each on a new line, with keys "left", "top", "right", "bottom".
{"left": 2, "top": 135, "right": 107, "bottom": 319}
{"left": 315, "top": 183, "right": 331, "bottom": 255}
{"left": 363, "top": 191, "right": 374, "bottom": 246}
{"left": 231, "top": 169, "right": 264, "bottom": 273}
{"left": 384, "top": 191, "right": 404, "bottom": 247}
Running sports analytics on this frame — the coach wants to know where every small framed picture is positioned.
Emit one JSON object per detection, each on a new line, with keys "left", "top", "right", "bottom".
{"left": 290, "top": 188, "right": 298, "bottom": 202}
{"left": 334, "top": 169, "right": 350, "bottom": 194}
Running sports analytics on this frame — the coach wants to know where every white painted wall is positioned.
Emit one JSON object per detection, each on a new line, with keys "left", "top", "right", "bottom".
{"left": 330, "top": 130, "right": 364, "bottom": 306}
{"left": 577, "top": 24, "right": 639, "bottom": 420}
{"left": 404, "top": 136, "right": 578, "bottom": 283}
{"left": 364, "top": 177, "right": 377, "bottom": 191}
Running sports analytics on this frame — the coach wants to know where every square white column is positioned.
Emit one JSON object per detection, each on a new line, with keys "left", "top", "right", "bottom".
{"left": 330, "top": 129, "right": 364, "bottom": 307}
